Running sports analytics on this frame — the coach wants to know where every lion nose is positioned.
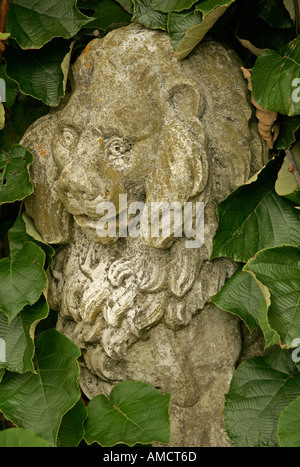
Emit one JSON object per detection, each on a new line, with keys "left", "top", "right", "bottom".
{"left": 58, "top": 168, "right": 98, "bottom": 201}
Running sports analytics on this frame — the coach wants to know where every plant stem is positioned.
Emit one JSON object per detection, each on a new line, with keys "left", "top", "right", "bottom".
{"left": 18, "top": 199, "right": 24, "bottom": 216}
{"left": 0, "top": 0, "right": 10, "bottom": 69}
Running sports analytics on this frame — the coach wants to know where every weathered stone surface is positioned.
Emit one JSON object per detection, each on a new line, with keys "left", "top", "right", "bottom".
{"left": 22, "top": 24, "right": 269, "bottom": 446}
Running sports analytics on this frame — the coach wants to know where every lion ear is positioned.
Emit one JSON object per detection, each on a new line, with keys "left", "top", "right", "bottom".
{"left": 146, "top": 119, "right": 209, "bottom": 205}
{"left": 21, "top": 113, "right": 72, "bottom": 244}
{"left": 168, "top": 83, "right": 206, "bottom": 119}
{"left": 141, "top": 119, "right": 209, "bottom": 249}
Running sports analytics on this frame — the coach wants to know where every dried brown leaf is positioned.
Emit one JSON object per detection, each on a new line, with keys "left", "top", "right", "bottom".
{"left": 241, "top": 67, "right": 279, "bottom": 149}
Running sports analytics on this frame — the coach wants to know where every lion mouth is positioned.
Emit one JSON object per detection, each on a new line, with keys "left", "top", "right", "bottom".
{"left": 74, "top": 211, "right": 123, "bottom": 235}
{"left": 74, "top": 214, "right": 101, "bottom": 230}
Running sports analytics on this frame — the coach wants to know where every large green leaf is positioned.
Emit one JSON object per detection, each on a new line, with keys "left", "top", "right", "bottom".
{"left": 9, "top": 214, "right": 54, "bottom": 268}
{"left": 211, "top": 156, "right": 300, "bottom": 263}
{"left": 57, "top": 399, "right": 87, "bottom": 447}
{"left": 0, "top": 33, "right": 11, "bottom": 40}
{"left": 211, "top": 265, "right": 262, "bottom": 332}
{"left": 224, "top": 348, "right": 300, "bottom": 447}
{"left": 84, "top": 0, "right": 131, "bottom": 31}
{"left": 275, "top": 142, "right": 300, "bottom": 205}
{"left": 151, "top": 0, "right": 198, "bottom": 12}
{"left": 6, "top": 0, "right": 92, "bottom": 49}
{"left": 0, "top": 428, "right": 51, "bottom": 447}
{"left": 132, "top": 0, "right": 168, "bottom": 30}
{"left": 0, "top": 242, "right": 47, "bottom": 323}
{"left": 171, "top": 0, "right": 236, "bottom": 59}
{"left": 244, "top": 246, "right": 300, "bottom": 349}
{"left": 274, "top": 115, "right": 300, "bottom": 149}
{"left": 5, "top": 39, "right": 72, "bottom": 106}
{"left": 0, "top": 296, "right": 49, "bottom": 373}
{"left": 84, "top": 380, "right": 171, "bottom": 446}
{"left": 194, "top": 0, "right": 234, "bottom": 15}
{"left": 256, "top": 296, "right": 280, "bottom": 348}
{"left": 278, "top": 395, "right": 300, "bottom": 447}
{"left": 283, "top": 0, "right": 296, "bottom": 21}
{"left": 212, "top": 263, "right": 280, "bottom": 347}
{"left": 0, "top": 329, "right": 81, "bottom": 446}
{"left": 251, "top": 36, "right": 300, "bottom": 116}
{"left": 0, "top": 94, "right": 49, "bottom": 153}
{"left": 0, "top": 62, "right": 19, "bottom": 108}
{"left": 168, "top": 10, "right": 201, "bottom": 51}
{"left": 115, "top": 0, "right": 133, "bottom": 13}
{"left": 0, "top": 144, "right": 33, "bottom": 205}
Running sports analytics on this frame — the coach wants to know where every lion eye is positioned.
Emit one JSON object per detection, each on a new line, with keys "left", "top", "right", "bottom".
{"left": 106, "top": 137, "right": 127, "bottom": 158}
{"left": 62, "top": 129, "right": 76, "bottom": 149}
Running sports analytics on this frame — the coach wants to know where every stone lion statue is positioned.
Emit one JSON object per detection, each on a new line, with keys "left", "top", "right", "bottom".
{"left": 22, "top": 24, "right": 268, "bottom": 446}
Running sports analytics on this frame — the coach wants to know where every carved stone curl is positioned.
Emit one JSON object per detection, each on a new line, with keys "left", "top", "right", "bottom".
{"left": 22, "top": 24, "right": 268, "bottom": 446}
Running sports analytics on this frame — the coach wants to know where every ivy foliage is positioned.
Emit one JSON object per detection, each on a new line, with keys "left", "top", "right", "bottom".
{"left": 0, "top": 0, "right": 299, "bottom": 448}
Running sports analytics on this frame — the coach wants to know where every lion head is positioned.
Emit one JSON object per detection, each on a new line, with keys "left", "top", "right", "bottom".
{"left": 22, "top": 24, "right": 268, "bottom": 445}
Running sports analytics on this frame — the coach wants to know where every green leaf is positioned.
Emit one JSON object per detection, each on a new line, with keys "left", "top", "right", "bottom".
{"left": 278, "top": 395, "right": 300, "bottom": 446}
{"left": 0, "top": 33, "right": 11, "bottom": 40}
{"left": 171, "top": 0, "right": 236, "bottom": 59}
{"left": 115, "top": 0, "right": 133, "bottom": 14}
{"left": 57, "top": 399, "right": 87, "bottom": 447}
{"left": 132, "top": 0, "right": 168, "bottom": 30}
{"left": 244, "top": 246, "right": 300, "bottom": 349}
{"left": 0, "top": 428, "right": 51, "bottom": 447}
{"left": 274, "top": 115, "right": 300, "bottom": 149}
{"left": 0, "top": 369, "right": 4, "bottom": 383}
{"left": 194, "top": 0, "right": 234, "bottom": 15}
{"left": 0, "top": 329, "right": 81, "bottom": 446}
{"left": 283, "top": 0, "right": 296, "bottom": 21}
{"left": 0, "top": 144, "right": 33, "bottom": 205}
{"left": 251, "top": 36, "right": 300, "bottom": 116}
{"left": 0, "top": 296, "right": 49, "bottom": 373}
{"left": 5, "top": 39, "right": 72, "bottom": 106}
{"left": 238, "top": 268, "right": 280, "bottom": 348}
{"left": 224, "top": 348, "right": 300, "bottom": 447}
{"left": 275, "top": 142, "right": 300, "bottom": 205}
{"left": 0, "top": 94, "right": 49, "bottom": 153}
{"left": 212, "top": 263, "right": 280, "bottom": 348}
{"left": 211, "top": 156, "right": 300, "bottom": 263}
{"left": 6, "top": 0, "right": 92, "bottom": 49}
{"left": 0, "top": 242, "right": 47, "bottom": 323}
{"left": 211, "top": 265, "right": 262, "bottom": 332}
{"left": 84, "top": 381, "right": 171, "bottom": 446}
{"left": 257, "top": 296, "right": 280, "bottom": 348}
{"left": 151, "top": 0, "right": 198, "bottom": 12}
{"left": 9, "top": 214, "right": 55, "bottom": 268}
{"left": 168, "top": 10, "right": 201, "bottom": 50}
{"left": 9, "top": 214, "right": 40, "bottom": 256}
{"left": 84, "top": 0, "right": 131, "bottom": 31}
{"left": 0, "top": 62, "right": 19, "bottom": 108}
